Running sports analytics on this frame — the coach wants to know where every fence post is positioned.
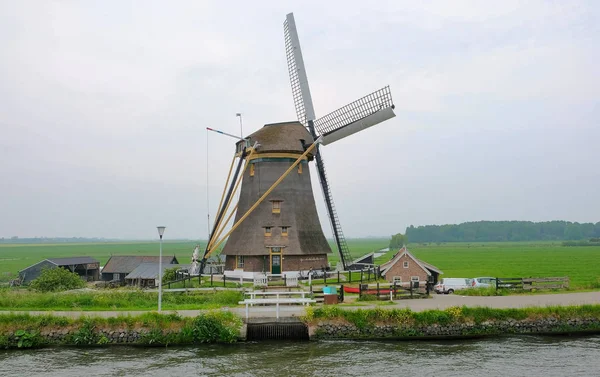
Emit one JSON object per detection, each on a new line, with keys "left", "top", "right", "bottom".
{"left": 338, "top": 271, "right": 340, "bottom": 284}
{"left": 495, "top": 277, "right": 499, "bottom": 292}
{"left": 340, "top": 285, "right": 344, "bottom": 302}
{"left": 410, "top": 282, "right": 413, "bottom": 298}
{"left": 377, "top": 282, "right": 380, "bottom": 300}
{"left": 324, "top": 271, "right": 327, "bottom": 285}
{"left": 284, "top": 274, "right": 287, "bottom": 287}
{"left": 349, "top": 270, "right": 352, "bottom": 283}
{"left": 368, "top": 268, "right": 371, "bottom": 281}
{"left": 360, "top": 270, "right": 363, "bottom": 284}
{"left": 223, "top": 274, "right": 226, "bottom": 287}
{"left": 211, "top": 272, "right": 214, "bottom": 287}
{"left": 359, "top": 283, "right": 362, "bottom": 299}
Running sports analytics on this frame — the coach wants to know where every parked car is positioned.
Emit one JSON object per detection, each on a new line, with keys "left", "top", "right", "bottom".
{"left": 434, "top": 278, "right": 472, "bottom": 294}
{"left": 471, "top": 277, "right": 497, "bottom": 288}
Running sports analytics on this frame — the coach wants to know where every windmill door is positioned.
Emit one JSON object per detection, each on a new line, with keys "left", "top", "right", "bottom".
{"left": 271, "top": 254, "right": 281, "bottom": 274}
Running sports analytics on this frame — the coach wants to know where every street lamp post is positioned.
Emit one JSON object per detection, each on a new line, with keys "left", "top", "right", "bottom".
{"left": 157, "top": 226, "right": 166, "bottom": 312}
{"left": 236, "top": 113, "right": 243, "bottom": 138}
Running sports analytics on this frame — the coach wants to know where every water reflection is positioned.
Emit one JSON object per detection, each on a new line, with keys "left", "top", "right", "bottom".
{"left": 1, "top": 336, "right": 598, "bottom": 377}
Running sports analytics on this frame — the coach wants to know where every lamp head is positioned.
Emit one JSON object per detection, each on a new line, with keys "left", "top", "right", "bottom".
{"left": 157, "top": 226, "right": 166, "bottom": 237}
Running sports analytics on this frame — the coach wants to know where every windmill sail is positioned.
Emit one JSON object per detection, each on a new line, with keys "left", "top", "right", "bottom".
{"left": 314, "top": 86, "right": 395, "bottom": 145}
{"left": 284, "top": 13, "right": 316, "bottom": 123}
{"left": 284, "top": 12, "right": 353, "bottom": 270}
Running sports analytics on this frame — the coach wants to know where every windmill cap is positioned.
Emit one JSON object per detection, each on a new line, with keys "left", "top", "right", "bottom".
{"left": 238, "top": 121, "right": 314, "bottom": 155}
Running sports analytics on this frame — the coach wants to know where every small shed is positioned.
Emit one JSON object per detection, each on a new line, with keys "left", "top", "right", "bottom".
{"left": 205, "top": 254, "right": 226, "bottom": 274}
{"left": 380, "top": 247, "right": 442, "bottom": 289}
{"left": 125, "top": 263, "right": 188, "bottom": 288}
{"left": 101, "top": 255, "right": 179, "bottom": 282}
{"left": 19, "top": 256, "right": 100, "bottom": 284}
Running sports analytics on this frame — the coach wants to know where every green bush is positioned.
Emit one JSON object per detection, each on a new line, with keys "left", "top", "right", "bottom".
{"left": 29, "top": 268, "right": 86, "bottom": 292}
{"left": 162, "top": 267, "right": 179, "bottom": 284}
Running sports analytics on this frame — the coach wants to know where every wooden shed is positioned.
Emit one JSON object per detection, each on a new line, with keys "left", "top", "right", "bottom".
{"left": 124, "top": 263, "right": 188, "bottom": 288}
{"left": 101, "top": 255, "right": 179, "bottom": 282}
{"left": 19, "top": 256, "right": 100, "bottom": 284}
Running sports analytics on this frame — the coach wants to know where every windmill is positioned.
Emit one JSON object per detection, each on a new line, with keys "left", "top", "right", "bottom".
{"left": 199, "top": 12, "right": 395, "bottom": 275}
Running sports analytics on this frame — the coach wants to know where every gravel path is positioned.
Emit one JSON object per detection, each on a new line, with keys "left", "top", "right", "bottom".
{"left": 4, "top": 291, "right": 599, "bottom": 319}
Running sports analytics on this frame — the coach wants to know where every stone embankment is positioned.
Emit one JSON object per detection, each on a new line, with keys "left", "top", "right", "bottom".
{"left": 311, "top": 317, "right": 600, "bottom": 339}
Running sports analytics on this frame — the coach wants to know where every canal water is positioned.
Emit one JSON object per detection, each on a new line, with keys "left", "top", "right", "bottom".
{"left": 1, "top": 335, "right": 599, "bottom": 376}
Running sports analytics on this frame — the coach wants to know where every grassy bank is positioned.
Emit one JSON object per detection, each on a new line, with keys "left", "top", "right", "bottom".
{"left": 0, "top": 311, "right": 242, "bottom": 349}
{"left": 306, "top": 304, "right": 600, "bottom": 327}
{"left": 0, "top": 289, "right": 242, "bottom": 311}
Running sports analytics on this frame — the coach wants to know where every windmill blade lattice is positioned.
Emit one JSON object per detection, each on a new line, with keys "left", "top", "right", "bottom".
{"left": 314, "top": 86, "right": 395, "bottom": 145}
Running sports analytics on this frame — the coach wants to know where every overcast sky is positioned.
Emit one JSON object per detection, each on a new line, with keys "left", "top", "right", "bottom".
{"left": 1, "top": 1, "right": 598, "bottom": 240}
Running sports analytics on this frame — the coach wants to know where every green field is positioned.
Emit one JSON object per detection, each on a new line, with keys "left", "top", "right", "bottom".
{"left": 1, "top": 239, "right": 599, "bottom": 289}
{"left": 408, "top": 242, "right": 600, "bottom": 289}
{"left": 0, "top": 241, "right": 202, "bottom": 282}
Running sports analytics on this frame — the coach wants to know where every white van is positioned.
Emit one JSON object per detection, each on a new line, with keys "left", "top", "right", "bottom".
{"left": 434, "top": 278, "right": 472, "bottom": 294}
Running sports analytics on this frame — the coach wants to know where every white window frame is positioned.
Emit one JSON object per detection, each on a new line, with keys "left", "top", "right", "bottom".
{"left": 411, "top": 276, "right": 419, "bottom": 282}
{"left": 113, "top": 273, "right": 120, "bottom": 280}
{"left": 403, "top": 261, "right": 409, "bottom": 268}
{"left": 392, "top": 276, "right": 402, "bottom": 283}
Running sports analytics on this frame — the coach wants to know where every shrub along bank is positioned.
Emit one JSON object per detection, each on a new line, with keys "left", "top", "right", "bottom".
{"left": 0, "top": 311, "right": 242, "bottom": 349}
{"left": 304, "top": 305, "right": 600, "bottom": 339}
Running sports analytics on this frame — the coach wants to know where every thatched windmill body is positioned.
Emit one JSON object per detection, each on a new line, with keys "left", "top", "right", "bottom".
{"left": 200, "top": 13, "right": 396, "bottom": 275}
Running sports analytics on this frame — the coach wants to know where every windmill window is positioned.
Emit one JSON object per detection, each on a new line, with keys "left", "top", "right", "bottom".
{"left": 403, "top": 261, "right": 409, "bottom": 268}
{"left": 270, "top": 247, "right": 282, "bottom": 253}
{"left": 236, "top": 256, "right": 245, "bottom": 269}
{"left": 272, "top": 201, "right": 282, "bottom": 214}
{"left": 250, "top": 164, "right": 255, "bottom": 177}
{"left": 265, "top": 227, "right": 272, "bottom": 236}
{"left": 281, "top": 226, "right": 289, "bottom": 236}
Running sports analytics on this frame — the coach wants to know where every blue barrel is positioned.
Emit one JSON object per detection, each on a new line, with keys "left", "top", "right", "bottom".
{"left": 323, "top": 286, "right": 337, "bottom": 295}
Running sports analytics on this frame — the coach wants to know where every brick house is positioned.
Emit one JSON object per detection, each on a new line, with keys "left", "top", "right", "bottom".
{"left": 380, "top": 247, "right": 442, "bottom": 289}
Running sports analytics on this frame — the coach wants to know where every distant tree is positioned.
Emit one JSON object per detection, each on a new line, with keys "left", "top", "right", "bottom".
{"left": 405, "top": 220, "right": 597, "bottom": 243}
{"left": 389, "top": 233, "right": 407, "bottom": 249}
{"left": 564, "top": 223, "right": 583, "bottom": 240}
{"left": 29, "top": 267, "right": 86, "bottom": 292}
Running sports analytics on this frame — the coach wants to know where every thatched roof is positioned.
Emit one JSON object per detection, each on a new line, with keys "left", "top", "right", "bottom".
{"left": 238, "top": 121, "right": 314, "bottom": 156}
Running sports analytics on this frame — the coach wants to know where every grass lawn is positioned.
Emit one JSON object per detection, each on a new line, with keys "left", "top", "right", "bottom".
{"left": 0, "top": 289, "right": 242, "bottom": 311}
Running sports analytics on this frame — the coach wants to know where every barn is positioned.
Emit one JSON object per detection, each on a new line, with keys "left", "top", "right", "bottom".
{"left": 101, "top": 255, "right": 179, "bottom": 283}
{"left": 380, "top": 247, "right": 442, "bottom": 289}
{"left": 19, "top": 256, "right": 100, "bottom": 284}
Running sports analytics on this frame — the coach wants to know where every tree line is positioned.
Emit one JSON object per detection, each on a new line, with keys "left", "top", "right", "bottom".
{"left": 404, "top": 221, "right": 600, "bottom": 243}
